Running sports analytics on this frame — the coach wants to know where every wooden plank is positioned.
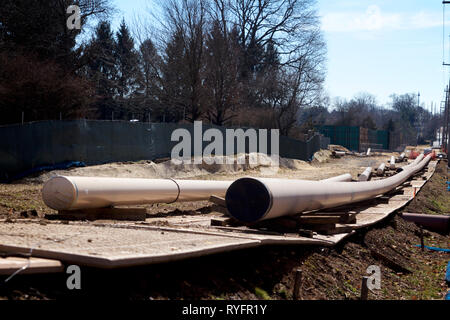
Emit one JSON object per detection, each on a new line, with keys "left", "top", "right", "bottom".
{"left": 301, "top": 212, "right": 349, "bottom": 217}
{"left": 47, "top": 208, "right": 147, "bottom": 221}
{"left": 301, "top": 212, "right": 357, "bottom": 224}
{"left": 210, "top": 218, "right": 233, "bottom": 226}
{"left": 301, "top": 223, "right": 336, "bottom": 231}
{"left": 0, "top": 257, "right": 63, "bottom": 275}
{"left": 341, "top": 212, "right": 358, "bottom": 224}
{"left": 369, "top": 249, "right": 412, "bottom": 274}
{"left": 320, "top": 225, "right": 354, "bottom": 235}
{"left": 209, "top": 195, "right": 226, "bottom": 207}
{"left": 297, "top": 216, "right": 342, "bottom": 224}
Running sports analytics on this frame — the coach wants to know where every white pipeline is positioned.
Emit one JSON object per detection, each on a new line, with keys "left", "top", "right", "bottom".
{"left": 42, "top": 176, "right": 233, "bottom": 211}
{"left": 358, "top": 167, "right": 372, "bottom": 182}
{"left": 225, "top": 154, "right": 431, "bottom": 222}
{"left": 377, "top": 163, "right": 386, "bottom": 176}
{"left": 390, "top": 156, "right": 396, "bottom": 170}
{"left": 320, "top": 173, "right": 353, "bottom": 182}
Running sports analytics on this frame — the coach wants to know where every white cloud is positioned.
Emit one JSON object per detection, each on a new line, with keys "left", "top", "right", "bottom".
{"left": 322, "top": 5, "right": 446, "bottom": 32}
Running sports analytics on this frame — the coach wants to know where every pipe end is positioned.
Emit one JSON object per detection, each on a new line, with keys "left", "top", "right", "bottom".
{"left": 225, "top": 178, "right": 271, "bottom": 223}
{"left": 42, "top": 176, "right": 77, "bottom": 211}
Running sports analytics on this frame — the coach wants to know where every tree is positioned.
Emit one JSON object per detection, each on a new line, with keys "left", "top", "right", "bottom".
{"left": 204, "top": 21, "right": 242, "bottom": 125}
{"left": 159, "top": 29, "right": 190, "bottom": 122}
{"left": 229, "top": 0, "right": 326, "bottom": 130}
{"left": 384, "top": 118, "right": 395, "bottom": 132}
{"left": 0, "top": 0, "right": 113, "bottom": 124}
{"left": 115, "top": 19, "right": 141, "bottom": 116}
{"left": 158, "top": 0, "right": 208, "bottom": 122}
{"left": 136, "top": 39, "right": 163, "bottom": 120}
{"left": 0, "top": 53, "right": 93, "bottom": 124}
{"left": 390, "top": 94, "right": 418, "bottom": 127}
{"left": 229, "top": 0, "right": 324, "bottom": 73}
{"left": 362, "top": 115, "right": 377, "bottom": 130}
{"left": 83, "top": 21, "right": 118, "bottom": 119}
{"left": 0, "top": 0, "right": 112, "bottom": 68}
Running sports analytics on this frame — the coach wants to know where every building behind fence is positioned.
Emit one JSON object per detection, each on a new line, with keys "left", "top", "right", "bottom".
{"left": 0, "top": 120, "right": 330, "bottom": 181}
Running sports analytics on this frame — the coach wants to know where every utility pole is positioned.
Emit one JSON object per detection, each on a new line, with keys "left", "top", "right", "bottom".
{"left": 442, "top": 2, "right": 450, "bottom": 159}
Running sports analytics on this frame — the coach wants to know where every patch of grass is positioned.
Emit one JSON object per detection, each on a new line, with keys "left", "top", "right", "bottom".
{"left": 343, "top": 280, "right": 358, "bottom": 296}
{"left": 254, "top": 287, "right": 271, "bottom": 300}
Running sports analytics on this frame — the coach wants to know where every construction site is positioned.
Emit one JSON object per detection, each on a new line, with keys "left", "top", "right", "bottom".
{"left": 0, "top": 144, "right": 449, "bottom": 301}
{"left": 0, "top": 0, "right": 450, "bottom": 305}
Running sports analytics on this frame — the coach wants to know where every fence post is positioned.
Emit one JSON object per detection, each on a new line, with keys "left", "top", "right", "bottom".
{"left": 293, "top": 268, "right": 303, "bottom": 300}
{"left": 21, "top": 111, "right": 24, "bottom": 125}
{"left": 360, "top": 276, "right": 369, "bottom": 300}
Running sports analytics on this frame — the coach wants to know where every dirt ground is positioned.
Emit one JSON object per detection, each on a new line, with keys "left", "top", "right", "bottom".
{"left": 0, "top": 152, "right": 448, "bottom": 300}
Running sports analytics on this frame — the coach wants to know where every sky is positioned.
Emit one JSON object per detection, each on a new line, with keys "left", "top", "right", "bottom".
{"left": 111, "top": 0, "right": 450, "bottom": 112}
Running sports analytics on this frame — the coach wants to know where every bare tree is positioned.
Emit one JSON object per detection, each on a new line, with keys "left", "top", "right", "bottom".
{"left": 204, "top": 21, "right": 243, "bottom": 125}
{"left": 229, "top": 0, "right": 324, "bottom": 71}
{"left": 154, "top": 0, "right": 209, "bottom": 121}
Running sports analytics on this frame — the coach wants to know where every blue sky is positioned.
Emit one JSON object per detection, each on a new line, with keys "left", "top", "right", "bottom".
{"left": 111, "top": 0, "right": 450, "bottom": 111}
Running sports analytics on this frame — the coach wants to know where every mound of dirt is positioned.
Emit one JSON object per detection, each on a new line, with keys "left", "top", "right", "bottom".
{"left": 20, "top": 153, "right": 311, "bottom": 184}
{"left": 311, "top": 149, "right": 333, "bottom": 163}
{"left": 328, "top": 144, "right": 350, "bottom": 153}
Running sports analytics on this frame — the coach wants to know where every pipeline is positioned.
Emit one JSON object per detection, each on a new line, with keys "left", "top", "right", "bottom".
{"left": 377, "top": 163, "right": 386, "bottom": 176}
{"left": 358, "top": 167, "right": 372, "bottom": 182}
{"left": 389, "top": 156, "right": 396, "bottom": 170}
{"left": 225, "top": 154, "right": 431, "bottom": 223}
{"left": 43, "top": 172, "right": 355, "bottom": 211}
{"left": 320, "top": 173, "right": 353, "bottom": 182}
{"left": 414, "top": 245, "right": 450, "bottom": 253}
{"left": 401, "top": 213, "right": 450, "bottom": 233}
{"left": 42, "top": 176, "right": 233, "bottom": 211}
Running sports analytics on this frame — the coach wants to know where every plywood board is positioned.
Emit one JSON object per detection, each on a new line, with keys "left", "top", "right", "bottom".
{"left": 0, "top": 257, "right": 63, "bottom": 275}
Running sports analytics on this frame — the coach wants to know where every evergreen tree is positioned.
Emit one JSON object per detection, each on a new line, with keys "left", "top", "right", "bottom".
{"left": 160, "top": 30, "right": 190, "bottom": 122}
{"left": 137, "top": 39, "right": 162, "bottom": 120}
{"left": 84, "top": 21, "right": 118, "bottom": 119}
{"left": 115, "top": 19, "right": 140, "bottom": 104}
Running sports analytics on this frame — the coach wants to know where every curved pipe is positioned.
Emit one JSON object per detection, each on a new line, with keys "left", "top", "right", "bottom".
{"left": 225, "top": 154, "right": 431, "bottom": 223}
{"left": 358, "top": 167, "right": 372, "bottom": 182}
{"left": 42, "top": 176, "right": 233, "bottom": 211}
{"left": 320, "top": 173, "right": 353, "bottom": 182}
{"left": 412, "top": 153, "right": 424, "bottom": 165}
